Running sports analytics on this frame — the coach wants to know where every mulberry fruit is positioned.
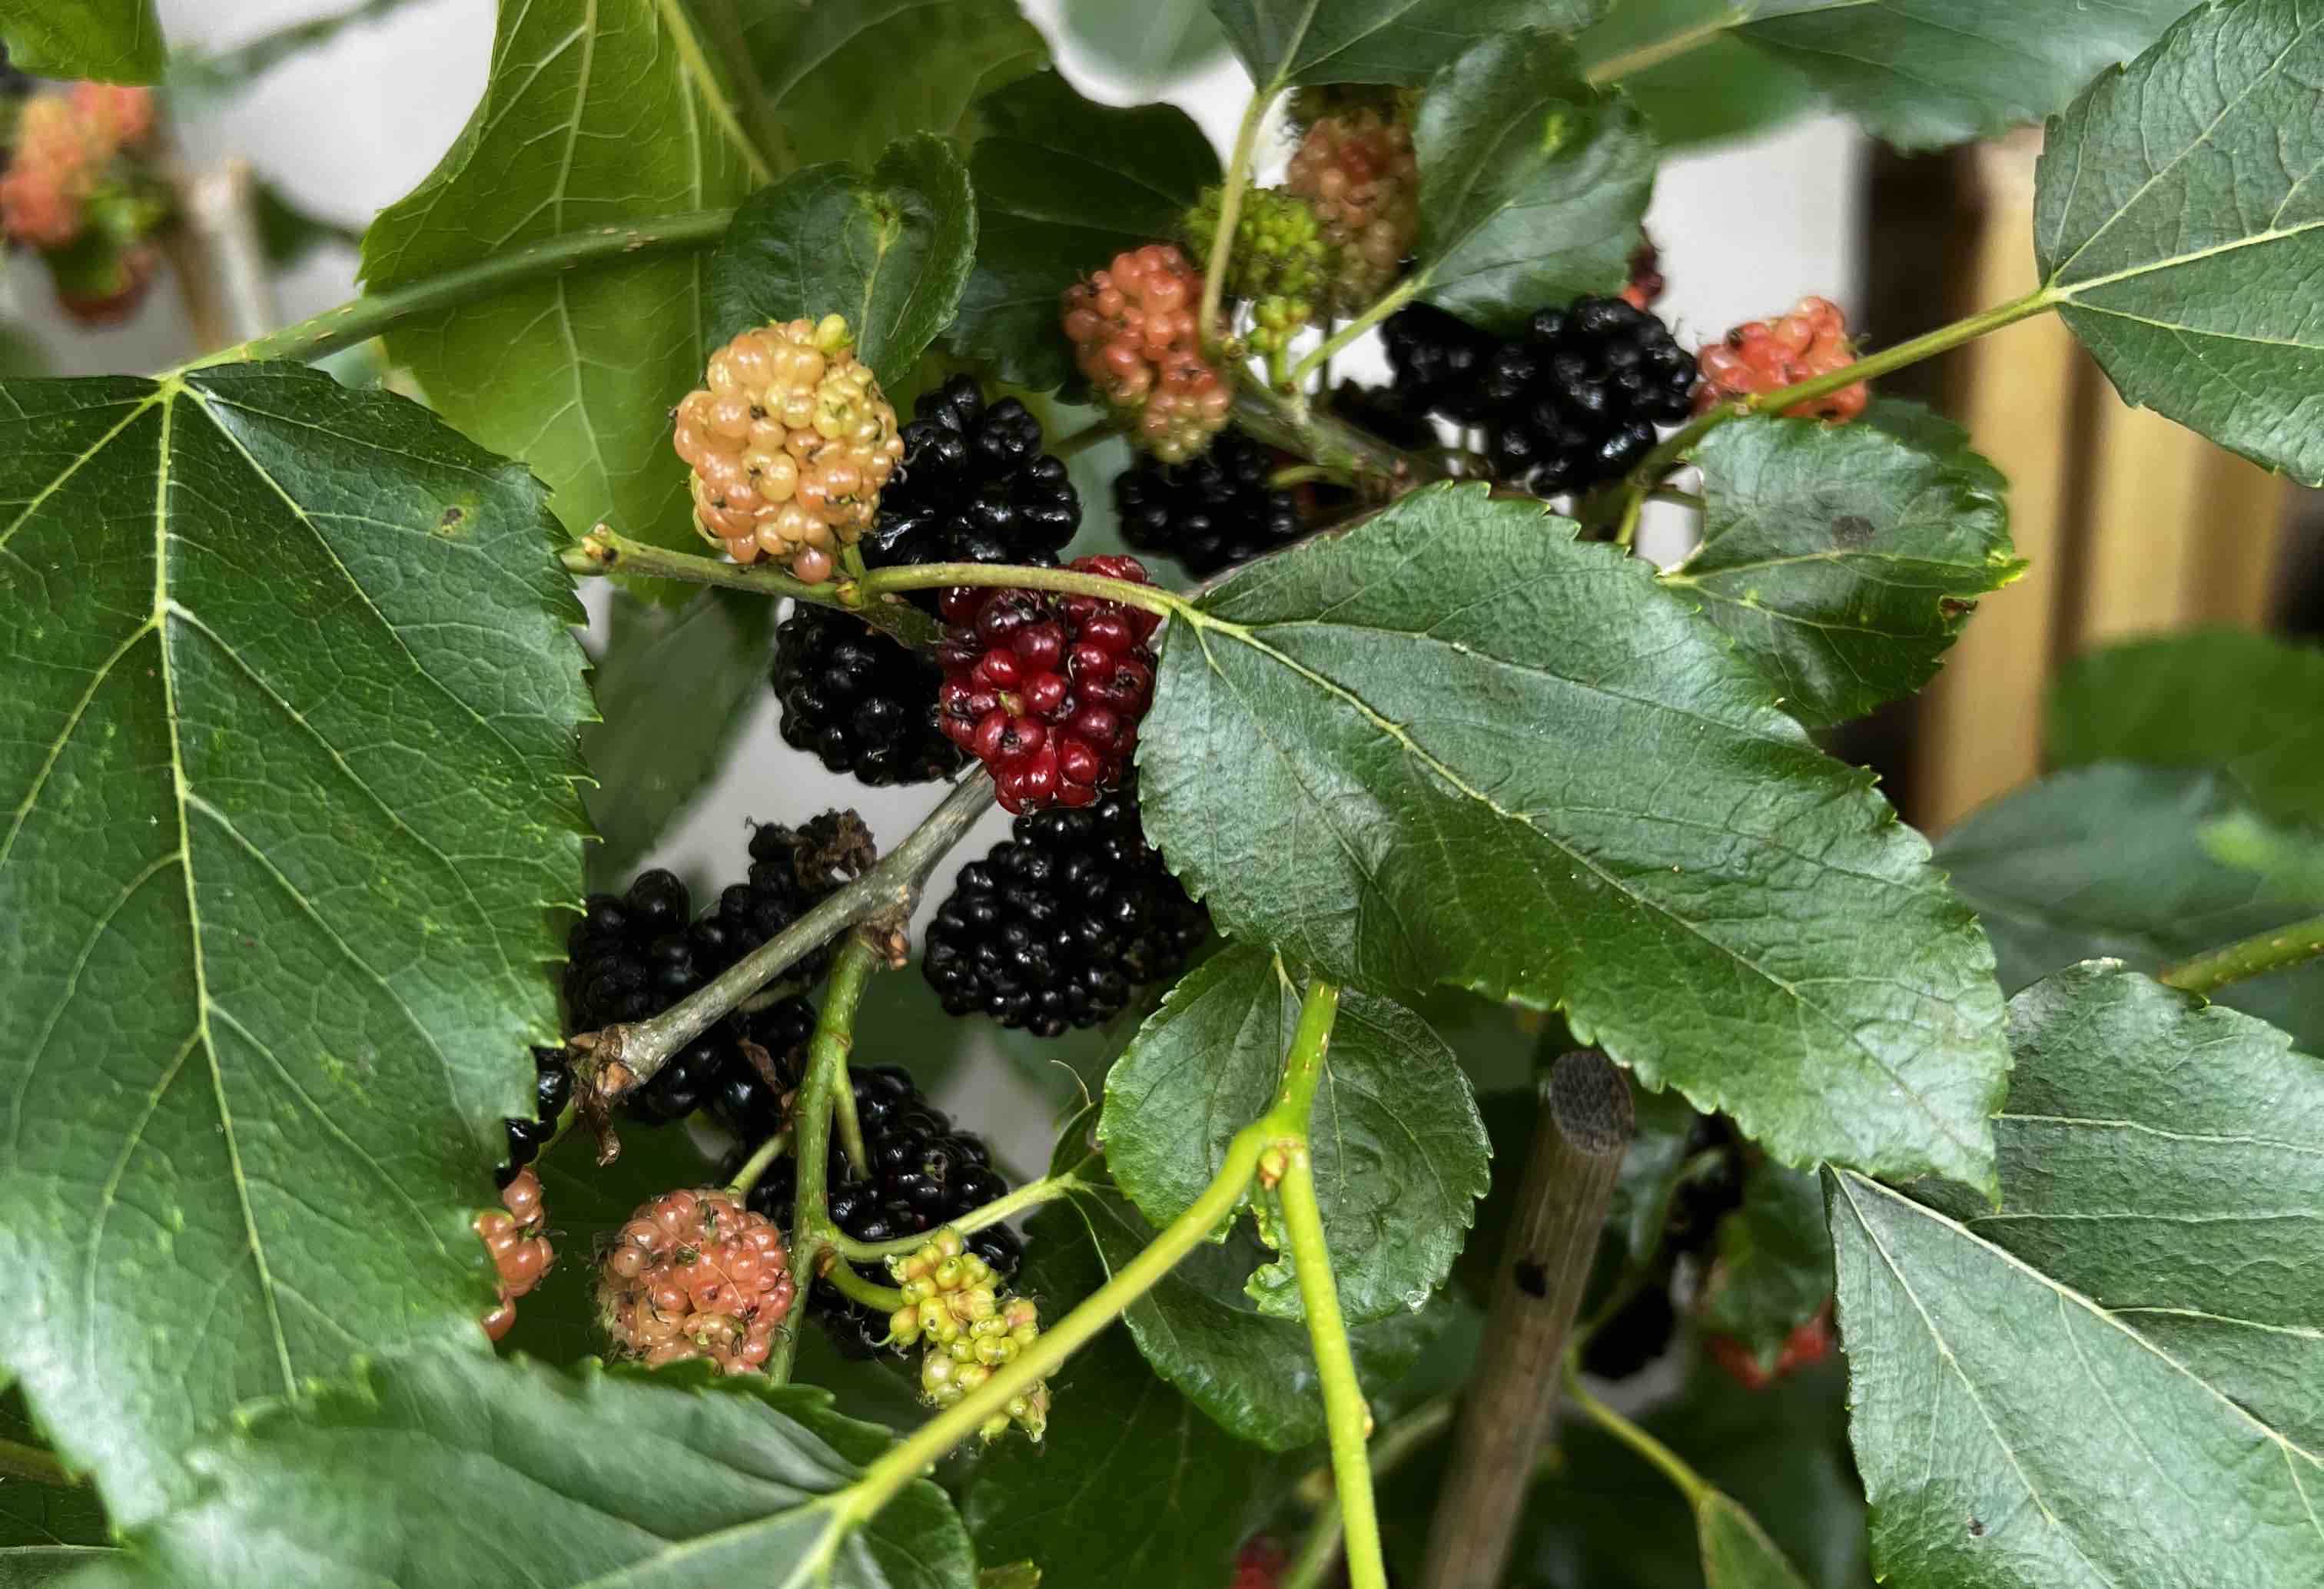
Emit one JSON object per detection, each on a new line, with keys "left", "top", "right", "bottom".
{"left": 478, "top": 1167, "right": 554, "bottom": 1342}
{"left": 674, "top": 314, "right": 905, "bottom": 580}
{"left": 1062, "top": 244, "right": 1230, "bottom": 463}
{"left": 858, "top": 375, "right": 1081, "bottom": 606}
{"left": 887, "top": 1227, "right": 1049, "bottom": 1441}
{"left": 1382, "top": 302, "right": 1502, "bottom": 425}
{"left": 1114, "top": 427, "right": 1306, "bottom": 578}
{"left": 598, "top": 1187, "right": 797, "bottom": 1374}
{"left": 1281, "top": 108, "right": 1419, "bottom": 313}
{"left": 563, "top": 844, "right": 833, "bottom": 1127}
{"left": 1620, "top": 233, "right": 1666, "bottom": 312}
{"left": 1184, "top": 187, "right": 1330, "bottom": 353}
{"left": 1695, "top": 295, "right": 1866, "bottom": 422}
{"left": 1480, "top": 297, "right": 1698, "bottom": 495}
{"left": 935, "top": 555, "right": 1160, "bottom": 813}
{"left": 771, "top": 605, "right": 964, "bottom": 785}
{"left": 0, "top": 95, "right": 91, "bottom": 248}
{"left": 923, "top": 780, "right": 1207, "bottom": 1036}
{"left": 493, "top": 1046, "right": 572, "bottom": 1187}
{"left": 735, "top": 1062, "right": 1023, "bottom": 1357}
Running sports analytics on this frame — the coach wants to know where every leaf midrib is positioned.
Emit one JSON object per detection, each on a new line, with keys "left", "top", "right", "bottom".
{"left": 1181, "top": 604, "right": 1987, "bottom": 1163}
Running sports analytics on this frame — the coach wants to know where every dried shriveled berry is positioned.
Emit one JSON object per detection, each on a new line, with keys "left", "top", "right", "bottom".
{"left": 598, "top": 1187, "right": 797, "bottom": 1374}
{"left": 674, "top": 314, "right": 905, "bottom": 579}
{"left": 935, "top": 555, "right": 1161, "bottom": 813}
{"left": 1061, "top": 244, "right": 1230, "bottom": 463}
{"left": 1695, "top": 295, "right": 1866, "bottom": 421}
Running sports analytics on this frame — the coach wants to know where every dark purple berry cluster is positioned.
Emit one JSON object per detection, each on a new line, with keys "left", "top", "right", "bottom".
{"left": 771, "top": 605, "right": 964, "bottom": 786}
{"left": 923, "top": 780, "right": 1208, "bottom": 1037}
{"left": 1114, "top": 427, "right": 1307, "bottom": 578}
{"left": 860, "top": 376, "right": 1081, "bottom": 608}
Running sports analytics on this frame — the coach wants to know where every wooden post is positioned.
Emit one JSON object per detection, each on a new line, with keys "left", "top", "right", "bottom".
{"left": 1420, "top": 1051, "right": 1632, "bottom": 1589}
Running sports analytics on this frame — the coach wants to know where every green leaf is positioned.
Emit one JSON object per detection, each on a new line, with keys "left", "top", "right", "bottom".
{"left": 359, "top": 0, "right": 765, "bottom": 582}
{"left": 80, "top": 1352, "right": 975, "bottom": 1589}
{"left": 1409, "top": 32, "right": 1656, "bottom": 333}
{"left": 1207, "top": 0, "right": 1602, "bottom": 89}
{"left": 1696, "top": 1162, "right": 1832, "bottom": 1373}
{"left": 1670, "top": 404, "right": 2021, "bottom": 728}
{"left": 1056, "top": 1150, "right": 1445, "bottom": 1448}
{"left": 1051, "top": 0, "right": 1229, "bottom": 86}
{"left": 946, "top": 71, "right": 1220, "bottom": 391}
{"left": 708, "top": 136, "right": 978, "bottom": 393}
{"left": 1575, "top": 1, "right": 1823, "bottom": 151}
{"left": 1098, "top": 943, "right": 1490, "bottom": 1325}
{"left": 2047, "top": 629, "right": 2324, "bottom": 828}
{"left": 2036, "top": 0, "right": 2324, "bottom": 484}
{"left": 0, "top": 1390, "right": 106, "bottom": 1564}
{"left": 1738, "top": 0, "right": 2192, "bottom": 151}
{"left": 1830, "top": 961, "right": 2324, "bottom": 1585}
{"left": 2203, "top": 809, "right": 2324, "bottom": 898}
{"left": 0, "top": 0, "right": 162, "bottom": 83}
{"left": 579, "top": 589, "right": 779, "bottom": 891}
{"left": 0, "top": 365, "right": 589, "bottom": 1524}
{"left": 1138, "top": 483, "right": 2010, "bottom": 1190}
{"left": 1697, "top": 1493, "right": 1816, "bottom": 1589}
{"left": 738, "top": 0, "right": 1049, "bottom": 171}
{"left": 964, "top": 1198, "right": 1305, "bottom": 1589}
{"left": 1937, "top": 764, "right": 2324, "bottom": 1053}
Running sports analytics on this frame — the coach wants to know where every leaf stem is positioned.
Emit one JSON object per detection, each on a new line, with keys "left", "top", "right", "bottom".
{"left": 1268, "top": 463, "right": 1354, "bottom": 490}
{"left": 581, "top": 775, "right": 994, "bottom": 1108}
{"left": 842, "top": 1119, "right": 1278, "bottom": 1523}
{"left": 0, "top": 1437, "right": 78, "bottom": 1488}
{"left": 1268, "top": 972, "right": 1340, "bottom": 1130}
{"left": 824, "top": 1170, "right": 1091, "bottom": 1262}
{"left": 1561, "top": 1350, "right": 1709, "bottom": 1506}
{"left": 1202, "top": 88, "right": 1280, "bottom": 361}
{"left": 1595, "top": 286, "right": 2056, "bottom": 527}
{"left": 1279, "top": 1146, "right": 1385, "bottom": 1589}
{"left": 1288, "top": 277, "right": 1419, "bottom": 386}
{"left": 564, "top": 528, "right": 941, "bottom": 649}
{"left": 2160, "top": 911, "right": 2324, "bottom": 997}
{"left": 171, "top": 208, "right": 738, "bottom": 372}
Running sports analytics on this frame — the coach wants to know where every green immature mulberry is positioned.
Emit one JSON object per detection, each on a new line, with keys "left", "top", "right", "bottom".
{"left": 887, "top": 1227, "right": 1050, "bottom": 1442}
{"left": 1184, "top": 187, "right": 1331, "bottom": 355}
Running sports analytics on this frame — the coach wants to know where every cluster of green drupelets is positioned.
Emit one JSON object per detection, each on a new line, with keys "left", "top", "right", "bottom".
{"left": 1184, "top": 187, "right": 1332, "bottom": 357}
{"left": 886, "top": 1227, "right": 1049, "bottom": 1441}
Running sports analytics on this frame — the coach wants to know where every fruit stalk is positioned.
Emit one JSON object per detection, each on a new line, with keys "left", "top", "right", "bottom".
{"left": 1420, "top": 1050, "right": 1634, "bottom": 1589}
{"left": 769, "top": 934, "right": 884, "bottom": 1385}
{"left": 564, "top": 529, "right": 940, "bottom": 649}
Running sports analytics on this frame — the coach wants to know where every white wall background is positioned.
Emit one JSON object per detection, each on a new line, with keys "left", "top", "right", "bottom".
{"left": 10, "top": 0, "right": 1864, "bottom": 1164}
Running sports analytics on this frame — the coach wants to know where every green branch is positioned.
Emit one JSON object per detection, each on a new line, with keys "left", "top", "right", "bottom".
{"left": 770, "top": 937, "right": 884, "bottom": 1385}
{"left": 1289, "top": 277, "right": 1420, "bottom": 387}
{"left": 172, "top": 209, "right": 737, "bottom": 372}
{"left": 564, "top": 529, "right": 941, "bottom": 649}
{"left": 850, "top": 560, "right": 1190, "bottom": 620}
{"left": 2162, "top": 912, "right": 2324, "bottom": 997}
{"left": 1201, "top": 88, "right": 1281, "bottom": 360}
{"left": 1233, "top": 376, "right": 1437, "bottom": 485}
{"left": 843, "top": 1117, "right": 1279, "bottom": 1523}
{"left": 1283, "top": 1398, "right": 1456, "bottom": 1589}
